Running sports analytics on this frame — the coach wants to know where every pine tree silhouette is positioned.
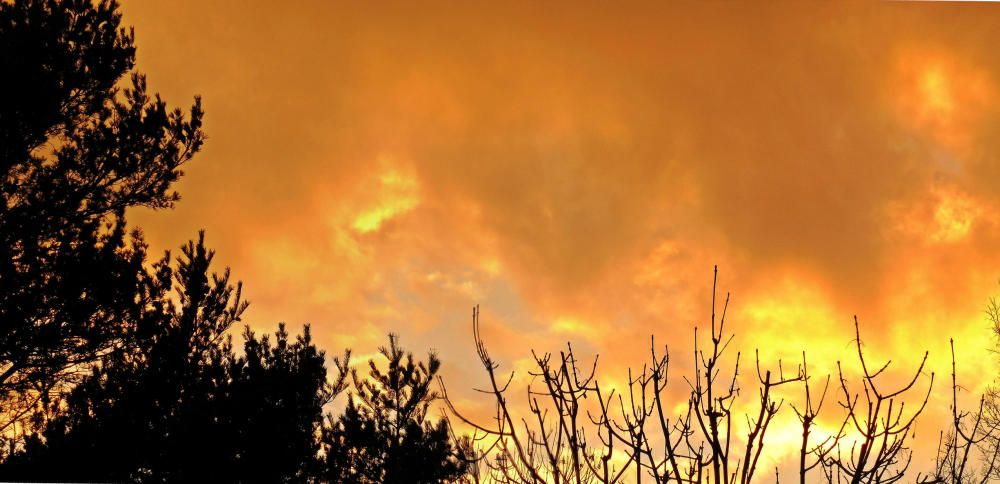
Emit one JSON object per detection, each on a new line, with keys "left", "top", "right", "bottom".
{"left": 321, "top": 334, "right": 471, "bottom": 483}
{"left": 0, "top": 0, "right": 203, "bottom": 440}
{"left": 0, "top": 235, "right": 333, "bottom": 482}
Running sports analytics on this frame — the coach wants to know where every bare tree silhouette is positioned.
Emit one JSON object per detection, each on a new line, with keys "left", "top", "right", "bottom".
{"left": 928, "top": 339, "right": 1000, "bottom": 484}
{"left": 820, "top": 318, "right": 934, "bottom": 484}
{"left": 445, "top": 268, "right": 947, "bottom": 484}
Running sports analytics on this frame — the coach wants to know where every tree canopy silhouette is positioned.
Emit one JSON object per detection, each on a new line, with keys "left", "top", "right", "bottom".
{"left": 6, "top": 1, "right": 1000, "bottom": 483}
{"left": 321, "top": 334, "right": 472, "bottom": 483}
{"left": 0, "top": 2, "right": 474, "bottom": 481}
{"left": 0, "top": 234, "right": 333, "bottom": 482}
{"left": 0, "top": 0, "right": 203, "bottom": 437}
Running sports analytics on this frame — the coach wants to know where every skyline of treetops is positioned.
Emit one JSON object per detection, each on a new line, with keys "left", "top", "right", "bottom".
{"left": 5, "top": 0, "right": 1000, "bottom": 482}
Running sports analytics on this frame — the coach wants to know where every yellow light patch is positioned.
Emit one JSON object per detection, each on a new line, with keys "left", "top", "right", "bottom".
{"left": 740, "top": 278, "right": 848, "bottom": 377}
{"left": 894, "top": 50, "right": 993, "bottom": 155}
{"left": 351, "top": 169, "right": 420, "bottom": 234}
{"left": 481, "top": 258, "right": 502, "bottom": 276}
{"left": 930, "top": 188, "right": 979, "bottom": 243}
{"left": 550, "top": 315, "right": 604, "bottom": 340}
{"left": 917, "top": 65, "right": 955, "bottom": 122}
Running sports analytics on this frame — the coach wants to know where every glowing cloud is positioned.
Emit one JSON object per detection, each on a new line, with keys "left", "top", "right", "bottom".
{"left": 352, "top": 169, "right": 420, "bottom": 234}
{"left": 931, "top": 188, "right": 980, "bottom": 243}
{"left": 894, "top": 49, "right": 994, "bottom": 155}
{"left": 122, "top": 2, "right": 1000, "bottom": 477}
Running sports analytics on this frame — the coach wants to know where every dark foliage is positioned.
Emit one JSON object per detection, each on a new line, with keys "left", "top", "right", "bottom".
{"left": 0, "top": 0, "right": 203, "bottom": 437}
{"left": 0, "top": 235, "right": 332, "bottom": 482}
{"left": 0, "top": 2, "right": 475, "bottom": 481}
{"left": 228, "top": 324, "right": 333, "bottom": 482}
{"left": 321, "top": 334, "right": 472, "bottom": 483}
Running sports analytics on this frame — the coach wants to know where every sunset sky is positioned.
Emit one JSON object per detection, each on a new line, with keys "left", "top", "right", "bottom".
{"left": 123, "top": 1, "right": 1000, "bottom": 474}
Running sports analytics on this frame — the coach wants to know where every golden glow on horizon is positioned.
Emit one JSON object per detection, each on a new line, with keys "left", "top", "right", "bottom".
{"left": 740, "top": 278, "right": 847, "bottom": 378}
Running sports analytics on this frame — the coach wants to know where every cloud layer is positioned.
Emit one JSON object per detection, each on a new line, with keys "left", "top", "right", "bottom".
{"left": 124, "top": 1, "right": 1000, "bottom": 473}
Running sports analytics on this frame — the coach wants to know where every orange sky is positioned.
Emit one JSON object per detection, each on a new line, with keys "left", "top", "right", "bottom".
{"left": 123, "top": 1, "right": 1000, "bottom": 477}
